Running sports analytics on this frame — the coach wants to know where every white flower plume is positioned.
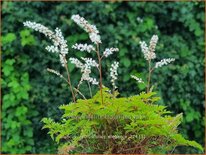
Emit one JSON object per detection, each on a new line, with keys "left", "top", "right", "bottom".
{"left": 103, "top": 48, "right": 119, "bottom": 57}
{"left": 80, "top": 64, "right": 98, "bottom": 85}
{"left": 47, "top": 68, "right": 63, "bottom": 78}
{"left": 81, "top": 57, "right": 99, "bottom": 68}
{"left": 110, "top": 61, "right": 119, "bottom": 89}
{"left": 71, "top": 14, "right": 99, "bottom": 34}
{"left": 72, "top": 43, "right": 95, "bottom": 53}
{"left": 155, "top": 58, "right": 175, "bottom": 68}
{"left": 69, "top": 57, "right": 98, "bottom": 86}
{"left": 69, "top": 57, "right": 84, "bottom": 69}
{"left": 131, "top": 75, "right": 144, "bottom": 83}
{"left": 23, "top": 21, "right": 68, "bottom": 66}
{"left": 23, "top": 21, "right": 54, "bottom": 38}
{"left": 140, "top": 41, "right": 151, "bottom": 60}
{"left": 89, "top": 32, "right": 101, "bottom": 44}
{"left": 140, "top": 35, "right": 158, "bottom": 61}
{"left": 149, "top": 35, "right": 158, "bottom": 54}
{"left": 71, "top": 14, "right": 101, "bottom": 44}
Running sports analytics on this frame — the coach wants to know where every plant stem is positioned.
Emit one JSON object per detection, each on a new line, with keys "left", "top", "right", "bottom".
{"left": 87, "top": 81, "right": 93, "bottom": 98}
{"left": 74, "top": 79, "right": 82, "bottom": 97}
{"left": 59, "top": 75, "right": 85, "bottom": 99}
{"left": 147, "top": 60, "right": 151, "bottom": 93}
{"left": 62, "top": 55, "right": 76, "bottom": 102}
{"left": 73, "top": 87, "right": 86, "bottom": 99}
{"left": 96, "top": 43, "right": 104, "bottom": 104}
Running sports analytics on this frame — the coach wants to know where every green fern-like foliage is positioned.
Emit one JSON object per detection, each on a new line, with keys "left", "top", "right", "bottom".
{"left": 42, "top": 88, "right": 203, "bottom": 154}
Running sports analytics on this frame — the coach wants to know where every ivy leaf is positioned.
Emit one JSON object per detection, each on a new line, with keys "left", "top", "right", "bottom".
{"left": 121, "top": 57, "right": 131, "bottom": 67}
{"left": 2, "top": 33, "right": 16, "bottom": 45}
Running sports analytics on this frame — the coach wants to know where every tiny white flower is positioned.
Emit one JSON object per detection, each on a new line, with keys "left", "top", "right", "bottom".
{"left": 103, "top": 48, "right": 119, "bottom": 57}
{"left": 149, "top": 35, "right": 158, "bottom": 54}
{"left": 140, "top": 35, "right": 158, "bottom": 61}
{"left": 87, "top": 77, "right": 99, "bottom": 85}
{"left": 69, "top": 57, "right": 84, "bottom": 69}
{"left": 80, "top": 65, "right": 91, "bottom": 82}
{"left": 54, "top": 28, "right": 68, "bottom": 55}
{"left": 110, "top": 61, "right": 119, "bottom": 89}
{"left": 72, "top": 43, "right": 95, "bottom": 53}
{"left": 137, "top": 17, "right": 143, "bottom": 23}
{"left": 70, "top": 57, "right": 99, "bottom": 86}
{"left": 59, "top": 54, "right": 67, "bottom": 67}
{"left": 89, "top": 32, "right": 101, "bottom": 44}
{"left": 131, "top": 75, "right": 144, "bottom": 83}
{"left": 155, "top": 58, "right": 175, "bottom": 68}
{"left": 155, "top": 25, "right": 158, "bottom": 29}
{"left": 45, "top": 45, "right": 59, "bottom": 53}
{"left": 71, "top": 14, "right": 101, "bottom": 44}
{"left": 140, "top": 41, "right": 150, "bottom": 60}
{"left": 71, "top": 14, "right": 99, "bottom": 34}
{"left": 80, "top": 64, "right": 98, "bottom": 85}
{"left": 23, "top": 21, "right": 54, "bottom": 38}
{"left": 81, "top": 57, "right": 99, "bottom": 68}
{"left": 47, "top": 68, "right": 63, "bottom": 78}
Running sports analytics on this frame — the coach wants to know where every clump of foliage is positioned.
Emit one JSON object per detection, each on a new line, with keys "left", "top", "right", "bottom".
{"left": 22, "top": 14, "right": 203, "bottom": 154}
{"left": 2, "top": 32, "right": 38, "bottom": 153}
{"left": 43, "top": 89, "right": 203, "bottom": 154}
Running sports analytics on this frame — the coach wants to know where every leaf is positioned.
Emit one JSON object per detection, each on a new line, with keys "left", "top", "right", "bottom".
{"left": 2, "top": 33, "right": 16, "bottom": 45}
{"left": 187, "top": 140, "right": 204, "bottom": 152}
{"left": 24, "top": 129, "right": 33, "bottom": 137}
{"left": 121, "top": 57, "right": 131, "bottom": 67}
{"left": 172, "top": 134, "right": 203, "bottom": 152}
{"left": 20, "top": 29, "right": 36, "bottom": 46}
{"left": 185, "top": 111, "right": 194, "bottom": 123}
{"left": 3, "top": 59, "right": 15, "bottom": 76}
{"left": 15, "top": 106, "right": 28, "bottom": 117}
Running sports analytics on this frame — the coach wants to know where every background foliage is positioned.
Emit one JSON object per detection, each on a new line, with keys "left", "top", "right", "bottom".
{"left": 1, "top": 1, "right": 204, "bottom": 154}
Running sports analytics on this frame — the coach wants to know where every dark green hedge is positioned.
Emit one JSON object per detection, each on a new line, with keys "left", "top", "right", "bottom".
{"left": 2, "top": 1, "right": 204, "bottom": 154}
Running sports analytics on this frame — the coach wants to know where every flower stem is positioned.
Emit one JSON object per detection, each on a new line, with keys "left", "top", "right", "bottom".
{"left": 62, "top": 55, "right": 76, "bottom": 102}
{"left": 87, "top": 81, "right": 93, "bottom": 98}
{"left": 73, "top": 88, "right": 86, "bottom": 99}
{"left": 147, "top": 60, "right": 151, "bottom": 93}
{"left": 96, "top": 43, "right": 104, "bottom": 104}
{"left": 61, "top": 75, "right": 85, "bottom": 100}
